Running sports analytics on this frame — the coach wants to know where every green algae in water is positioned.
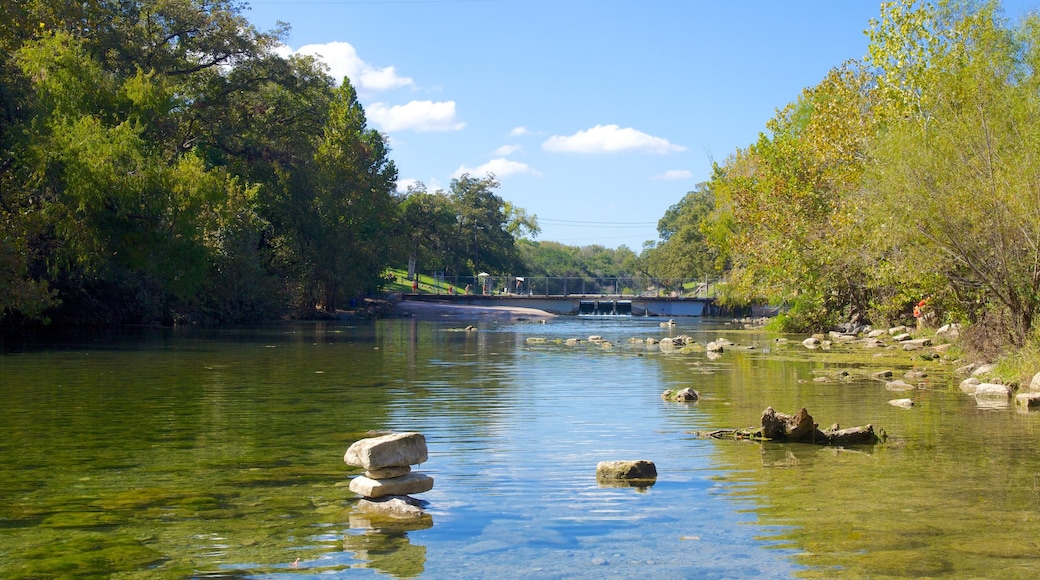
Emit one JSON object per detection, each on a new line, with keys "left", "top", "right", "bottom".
{"left": 39, "top": 510, "right": 125, "bottom": 528}
{"left": 12, "top": 533, "right": 163, "bottom": 577}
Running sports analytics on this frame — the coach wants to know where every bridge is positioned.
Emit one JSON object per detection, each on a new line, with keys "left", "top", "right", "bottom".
{"left": 400, "top": 292, "right": 719, "bottom": 317}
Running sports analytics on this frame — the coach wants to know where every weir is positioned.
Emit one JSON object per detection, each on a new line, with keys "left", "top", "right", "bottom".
{"left": 578, "top": 300, "right": 633, "bottom": 316}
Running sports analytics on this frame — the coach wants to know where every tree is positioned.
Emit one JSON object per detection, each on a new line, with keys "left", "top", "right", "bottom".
{"left": 865, "top": 0, "right": 1040, "bottom": 344}
{"left": 397, "top": 184, "right": 460, "bottom": 277}
{"left": 301, "top": 78, "right": 398, "bottom": 312}
{"left": 703, "top": 64, "right": 875, "bottom": 329}
{"left": 449, "top": 174, "right": 525, "bottom": 275}
{"left": 0, "top": 1, "right": 404, "bottom": 324}
{"left": 644, "top": 183, "right": 717, "bottom": 280}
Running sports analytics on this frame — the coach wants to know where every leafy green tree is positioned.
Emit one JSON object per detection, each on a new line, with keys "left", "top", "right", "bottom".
{"left": 0, "top": 0, "right": 406, "bottom": 324}
{"left": 301, "top": 79, "right": 398, "bottom": 312}
{"left": 644, "top": 183, "right": 717, "bottom": 280}
{"left": 865, "top": 0, "right": 1040, "bottom": 344}
{"left": 703, "top": 64, "right": 875, "bottom": 330}
{"left": 504, "top": 201, "right": 540, "bottom": 239}
{"left": 397, "top": 184, "right": 460, "bottom": 277}
{"left": 517, "top": 240, "right": 584, "bottom": 277}
{"left": 11, "top": 31, "right": 229, "bottom": 323}
{"left": 449, "top": 174, "right": 525, "bottom": 275}
{"left": 518, "top": 240, "right": 639, "bottom": 279}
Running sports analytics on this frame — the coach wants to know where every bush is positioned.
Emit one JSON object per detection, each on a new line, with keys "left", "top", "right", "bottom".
{"left": 767, "top": 292, "right": 841, "bottom": 333}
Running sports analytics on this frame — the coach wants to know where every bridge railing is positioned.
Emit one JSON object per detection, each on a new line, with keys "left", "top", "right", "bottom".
{"left": 422, "top": 275, "right": 719, "bottom": 298}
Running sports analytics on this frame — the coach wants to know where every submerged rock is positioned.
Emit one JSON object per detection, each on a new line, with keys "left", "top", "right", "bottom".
{"left": 884, "top": 380, "right": 915, "bottom": 392}
{"left": 662, "top": 387, "right": 699, "bottom": 402}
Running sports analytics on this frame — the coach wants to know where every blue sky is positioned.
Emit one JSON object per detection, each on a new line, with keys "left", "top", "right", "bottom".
{"left": 244, "top": 0, "right": 1037, "bottom": 251}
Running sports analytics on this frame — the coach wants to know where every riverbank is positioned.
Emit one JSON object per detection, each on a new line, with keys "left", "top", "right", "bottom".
{"left": 392, "top": 299, "right": 556, "bottom": 323}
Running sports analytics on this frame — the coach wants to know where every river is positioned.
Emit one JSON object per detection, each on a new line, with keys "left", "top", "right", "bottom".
{"left": 1, "top": 316, "right": 1039, "bottom": 578}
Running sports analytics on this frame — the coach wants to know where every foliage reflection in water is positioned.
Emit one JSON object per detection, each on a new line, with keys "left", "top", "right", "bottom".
{"left": 3, "top": 317, "right": 1040, "bottom": 577}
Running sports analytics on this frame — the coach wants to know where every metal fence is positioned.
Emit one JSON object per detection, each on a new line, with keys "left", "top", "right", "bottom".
{"left": 420, "top": 275, "right": 718, "bottom": 298}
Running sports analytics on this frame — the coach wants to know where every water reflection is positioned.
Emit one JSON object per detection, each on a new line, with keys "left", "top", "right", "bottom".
{"left": 345, "top": 512, "right": 433, "bottom": 578}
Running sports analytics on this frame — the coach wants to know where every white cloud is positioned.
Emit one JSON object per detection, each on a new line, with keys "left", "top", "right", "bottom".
{"left": 453, "top": 158, "right": 541, "bottom": 179}
{"left": 288, "top": 41, "right": 414, "bottom": 92}
{"left": 653, "top": 169, "right": 693, "bottom": 180}
{"left": 367, "top": 100, "right": 466, "bottom": 132}
{"left": 493, "top": 144, "right": 522, "bottom": 156}
{"left": 509, "top": 126, "right": 532, "bottom": 137}
{"left": 542, "top": 124, "right": 686, "bottom": 154}
{"left": 396, "top": 178, "right": 421, "bottom": 193}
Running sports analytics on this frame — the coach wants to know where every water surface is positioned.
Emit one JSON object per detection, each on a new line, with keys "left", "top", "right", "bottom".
{"left": 2, "top": 317, "right": 1039, "bottom": 578}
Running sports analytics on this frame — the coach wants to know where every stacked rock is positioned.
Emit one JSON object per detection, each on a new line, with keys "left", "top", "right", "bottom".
{"left": 344, "top": 432, "right": 434, "bottom": 515}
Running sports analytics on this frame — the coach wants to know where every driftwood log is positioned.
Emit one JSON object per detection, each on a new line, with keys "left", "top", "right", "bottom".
{"left": 693, "top": 407, "right": 884, "bottom": 445}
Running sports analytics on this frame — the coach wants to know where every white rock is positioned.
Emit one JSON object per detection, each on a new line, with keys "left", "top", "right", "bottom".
{"left": 889, "top": 398, "right": 915, "bottom": 408}
{"left": 959, "top": 377, "right": 981, "bottom": 394}
{"left": 355, "top": 496, "right": 428, "bottom": 519}
{"left": 1029, "top": 372, "right": 1040, "bottom": 392}
{"left": 349, "top": 472, "right": 435, "bottom": 498}
{"left": 972, "top": 363, "right": 998, "bottom": 377}
{"left": 344, "top": 432, "right": 428, "bottom": 470}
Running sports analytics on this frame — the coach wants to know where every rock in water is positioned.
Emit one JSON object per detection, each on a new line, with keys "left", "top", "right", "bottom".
{"left": 344, "top": 432, "right": 428, "bottom": 470}
{"left": 661, "top": 387, "right": 699, "bottom": 402}
{"left": 349, "top": 472, "right": 435, "bottom": 498}
{"left": 596, "top": 460, "right": 657, "bottom": 480}
{"left": 356, "top": 496, "right": 429, "bottom": 519}
{"left": 1016, "top": 393, "right": 1040, "bottom": 410}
